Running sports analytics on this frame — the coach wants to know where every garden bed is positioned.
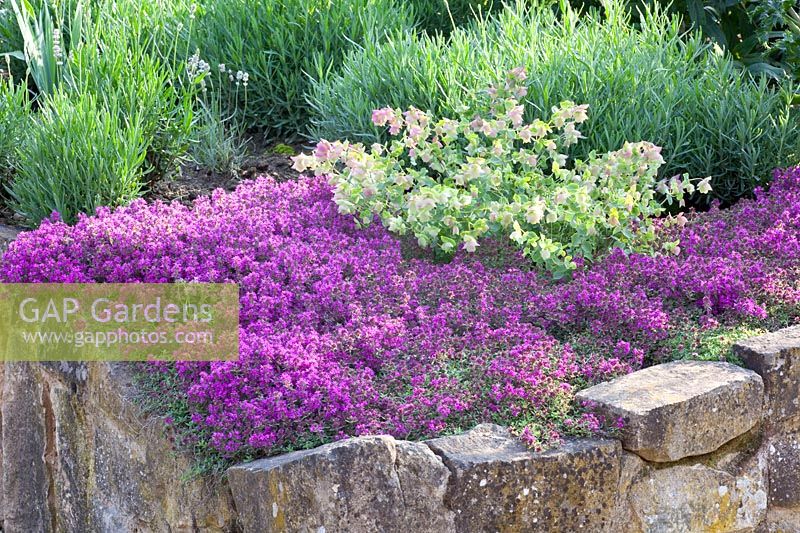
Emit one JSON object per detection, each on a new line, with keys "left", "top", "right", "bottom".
{"left": 2, "top": 166, "right": 799, "bottom": 470}
{"left": 146, "top": 141, "right": 300, "bottom": 206}
{"left": 1, "top": 0, "right": 799, "bottom": 529}
{"left": 0, "top": 140, "right": 299, "bottom": 228}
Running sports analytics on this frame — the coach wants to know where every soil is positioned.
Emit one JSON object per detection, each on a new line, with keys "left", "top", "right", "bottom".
{"left": 0, "top": 139, "right": 304, "bottom": 229}
{"left": 0, "top": 200, "right": 21, "bottom": 228}
{"left": 147, "top": 140, "right": 302, "bottom": 206}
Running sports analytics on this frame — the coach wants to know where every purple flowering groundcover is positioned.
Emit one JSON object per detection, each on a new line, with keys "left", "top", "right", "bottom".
{"left": 2, "top": 167, "right": 799, "bottom": 465}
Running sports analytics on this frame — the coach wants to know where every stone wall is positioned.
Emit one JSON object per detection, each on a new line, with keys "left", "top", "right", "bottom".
{"left": 0, "top": 363, "right": 237, "bottom": 532}
{"left": 734, "top": 327, "right": 800, "bottom": 530}
{"left": 224, "top": 328, "right": 800, "bottom": 532}
{"left": 226, "top": 360, "right": 769, "bottom": 532}
{"left": 3, "top": 327, "right": 800, "bottom": 532}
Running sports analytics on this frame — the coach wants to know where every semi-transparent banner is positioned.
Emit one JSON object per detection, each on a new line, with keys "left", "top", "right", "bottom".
{"left": 0, "top": 283, "right": 239, "bottom": 361}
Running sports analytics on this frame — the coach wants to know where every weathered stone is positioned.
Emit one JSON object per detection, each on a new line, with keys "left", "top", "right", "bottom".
{"left": 576, "top": 360, "right": 763, "bottom": 462}
{"left": 1, "top": 363, "right": 52, "bottom": 533}
{"left": 610, "top": 452, "right": 647, "bottom": 533}
{"left": 628, "top": 445, "right": 768, "bottom": 533}
{"left": 425, "top": 423, "right": 621, "bottom": 532}
{"left": 765, "top": 416, "right": 800, "bottom": 508}
{"left": 1, "top": 362, "right": 237, "bottom": 532}
{"left": 227, "top": 435, "right": 454, "bottom": 533}
{"left": 84, "top": 363, "right": 237, "bottom": 532}
{"left": 767, "top": 507, "right": 800, "bottom": 532}
{"left": 0, "top": 224, "right": 19, "bottom": 254}
{"left": 48, "top": 376, "right": 92, "bottom": 532}
{"left": 734, "top": 326, "right": 800, "bottom": 426}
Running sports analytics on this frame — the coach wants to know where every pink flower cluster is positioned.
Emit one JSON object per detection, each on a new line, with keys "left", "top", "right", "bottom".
{"left": 3, "top": 167, "right": 800, "bottom": 458}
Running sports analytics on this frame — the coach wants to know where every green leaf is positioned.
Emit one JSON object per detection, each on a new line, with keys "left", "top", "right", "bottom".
{"left": 1, "top": 51, "right": 25, "bottom": 61}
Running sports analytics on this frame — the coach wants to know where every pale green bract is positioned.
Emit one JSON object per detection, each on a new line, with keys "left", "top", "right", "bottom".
{"left": 294, "top": 68, "right": 710, "bottom": 276}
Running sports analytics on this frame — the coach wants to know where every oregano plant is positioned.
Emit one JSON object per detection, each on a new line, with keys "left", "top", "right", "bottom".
{"left": 294, "top": 68, "right": 710, "bottom": 276}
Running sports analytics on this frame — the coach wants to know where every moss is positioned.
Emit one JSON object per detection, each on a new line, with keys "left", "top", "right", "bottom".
{"left": 271, "top": 143, "right": 297, "bottom": 156}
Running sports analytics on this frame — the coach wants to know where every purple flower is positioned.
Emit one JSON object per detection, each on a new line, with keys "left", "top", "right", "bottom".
{"left": 4, "top": 166, "right": 800, "bottom": 457}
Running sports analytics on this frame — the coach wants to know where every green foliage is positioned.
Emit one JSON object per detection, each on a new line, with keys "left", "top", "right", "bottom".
{"left": 190, "top": 101, "right": 247, "bottom": 176}
{"left": 2, "top": 0, "right": 92, "bottom": 97}
{"left": 297, "top": 70, "right": 709, "bottom": 275}
{"left": 616, "top": 1, "right": 800, "bottom": 83}
{"left": 271, "top": 143, "right": 296, "bottom": 156}
{"left": 408, "top": 0, "right": 502, "bottom": 34}
{"left": 3, "top": 0, "right": 59, "bottom": 95}
{"left": 0, "top": 2, "right": 26, "bottom": 80}
{"left": 188, "top": 62, "right": 249, "bottom": 175}
{"left": 670, "top": 1, "right": 750, "bottom": 49}
{"left": 307, "top": 0, "right": 800, "bottom": 204}
{"left": 9, "top": 91, "right": 149, "bottom": 226}
{"left": 0, "top": 75, "right": 30, "bottom": 183}
{"left": 1, "top": 0, "right": 201, "bottom": 225}
{"left": 63, "top": 5, "right": 198, "bottom": 180}
{"left": 191, "top": 0, "right": 414, "bottom": 138}
{"left": 747, "top": 0, "right": 800, "bottom": 80}
{"left": 662, "top": 321, "right": 766, "bottom": 364}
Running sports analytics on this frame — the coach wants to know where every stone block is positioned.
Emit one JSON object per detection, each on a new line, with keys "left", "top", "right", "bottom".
{"left": 227, "top": 435, "right": 454, "bottom": 533}
{"left": 576, "top": 361, "right": 763, "bottom": 461}
{"left": 425, "top": 424, "right": 621, "bottom": 532}
{"left": 735, "top": 326, "right": 800, "bottom": 426}
{"left": 627, "top": 446, "right": 768, "bottom": 532}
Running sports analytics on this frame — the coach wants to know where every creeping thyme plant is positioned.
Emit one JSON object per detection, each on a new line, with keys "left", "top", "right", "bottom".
{"left": 6, "top": 167, "right": 800, "bottom": 466}
{"left": 294, "top": 68, "right": 711, "bottom": 275}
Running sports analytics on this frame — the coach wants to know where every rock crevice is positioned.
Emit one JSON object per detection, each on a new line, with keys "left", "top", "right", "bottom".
{"left": 41, "top": 379, "right": 58, "bottom": 533}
